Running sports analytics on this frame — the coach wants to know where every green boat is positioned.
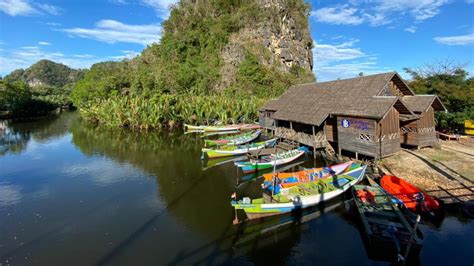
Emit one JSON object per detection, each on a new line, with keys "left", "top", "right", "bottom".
{"left": 352, "top": 184, "right": 422, "bottom": 261}
{"left": 204, "top": 130, "right": 261, "bottom": 147}
{"left": 202, "top": 138, "right": 277, "bottom": 159}
{"left": 234, "top": 147, "right": 307, "bottom": 174}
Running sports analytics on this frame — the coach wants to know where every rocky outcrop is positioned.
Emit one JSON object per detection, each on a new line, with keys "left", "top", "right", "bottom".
{"left": 217, "top": 0, "right": 314, "bottom": 89}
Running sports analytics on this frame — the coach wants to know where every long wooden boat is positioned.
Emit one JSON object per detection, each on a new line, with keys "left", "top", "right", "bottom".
{"left": 184, "top": 124, "right": 241, "bottom": 132}
{"left": 380, "top": 175, "right": 440, "bottom": 213}
{"left": 205, "top": 130, "right": 261, "bottom": 147}
{"left": 184, "top": 123, "right": 260, "bottom": 132}
{"left": 261, "top": 161, "right": 355, "bottom": 193}
{"left": 231, "top": 165, "right": 367, "bottom": 220}
{"left": 235, "top": 148, "right": 306, "bottom": 174}
{"left": 352, "top": 184, "right": 422, "bottom": 260}
{"left": 202, "top": 138, "right": 277, "bottom": 159}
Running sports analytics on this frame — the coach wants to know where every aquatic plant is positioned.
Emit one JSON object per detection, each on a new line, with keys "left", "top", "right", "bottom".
{"left": 78, "top": 92, "right": 266, "bottom": 129}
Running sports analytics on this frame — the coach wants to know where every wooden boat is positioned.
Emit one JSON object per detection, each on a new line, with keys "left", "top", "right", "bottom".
{"left": 231, "top": 165, "right": 366, "bottom": 220}
{"left": 261, "top": 161, "right": 355, "bottom": 193}
{"left": 204, "top": 130, "right": 261, "bottom": 146}
{"left": 202, "top": 138, "right": 277, "bottom": 159}
{"left": 380, "top": 175, "right": 440, "bottom": 212}
{"left": 184, "top": 124, "right": 241, "bottom": 132}
{"left": 184, "top": 123, "right": 260, "bottom": 132}
{"left": 235, "top": 147, "right": 307, "bottom": 174}
{"left": 352, "top": 184, "right": 422, "bottom": 261}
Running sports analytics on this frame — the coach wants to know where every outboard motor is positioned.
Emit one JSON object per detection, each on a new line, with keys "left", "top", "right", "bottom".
{"left": 413, "top": 192, "right": 429, "bottom": 213}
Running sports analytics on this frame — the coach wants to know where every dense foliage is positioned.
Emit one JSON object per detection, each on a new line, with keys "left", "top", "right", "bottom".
{"left": 4, "top": 59, "right": 84, "bottom": 88}
{"left": 71, "top": 0, "right": 314, "bottom": 128}
{"left": 404, "top": 66, "right": 474, "bottom": 132}
{"left": 0, "top": 80, "right": 56, "bottom": 118}
{"left": 2, "top": 60, "right": 84, "bottom": 118}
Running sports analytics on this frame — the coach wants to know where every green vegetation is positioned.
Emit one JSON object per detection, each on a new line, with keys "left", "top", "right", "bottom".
{"left": 71, "top": 0, "right": 314, "bottom": 129}
{"left": 0, "top": 80, "right": 56, "bottom": 118}
{"left": 404, "top": 63, "right": 474, "bottom": 132}
{"left": 1, "top": 60, "right": 84, "bottom": 118}
{"left": 4, "top": 59, "right": 84, "bottom": 88}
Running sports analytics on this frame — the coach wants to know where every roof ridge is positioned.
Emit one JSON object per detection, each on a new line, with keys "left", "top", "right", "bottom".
{"left": 311, "top": 71, "right": 396, "bottom": 85}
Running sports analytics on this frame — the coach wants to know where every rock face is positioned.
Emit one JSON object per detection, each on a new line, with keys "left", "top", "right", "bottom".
{"left": 217, "top": 0, "right": 314, "bottom": 89}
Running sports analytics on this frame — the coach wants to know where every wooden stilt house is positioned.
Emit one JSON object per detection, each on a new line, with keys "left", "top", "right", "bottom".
{"left": 259, "top": 72, "right": 447, "bottom": 159}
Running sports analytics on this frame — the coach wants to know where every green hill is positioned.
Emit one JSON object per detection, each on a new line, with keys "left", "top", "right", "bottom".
{"left": 72, "top": 0, "right": 315, "bottom": 129}
{"left": 5, "top": 59, "right": 84, "bottom": 88}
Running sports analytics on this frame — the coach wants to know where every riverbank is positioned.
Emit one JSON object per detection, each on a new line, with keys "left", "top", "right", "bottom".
{"left": 379, "top": 140, "right": 474, "bottom": 204}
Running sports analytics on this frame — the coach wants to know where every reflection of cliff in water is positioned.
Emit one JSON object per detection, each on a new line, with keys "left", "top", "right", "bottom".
{"left": 0, "top": 112, "right": 76, "bottom": 156}
{"left": 70, "top": 119, "right": 239, "bottom": 239}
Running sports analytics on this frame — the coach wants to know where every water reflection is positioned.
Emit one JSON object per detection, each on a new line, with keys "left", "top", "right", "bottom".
{"left": 69, "top": 120, "right": 237, "bottom": 240}
{"left": 0, "top": 112, "right": 75, "bottom": 156}
{"left": 1, "top": 113, "right": 473, "bottom": 265}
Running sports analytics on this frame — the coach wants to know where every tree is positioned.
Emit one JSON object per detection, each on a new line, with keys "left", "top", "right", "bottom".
{"left": 404, "top": 61, "right": 474, "bottom": 132}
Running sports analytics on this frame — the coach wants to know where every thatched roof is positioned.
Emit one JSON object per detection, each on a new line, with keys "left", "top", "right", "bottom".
{"left": 401, "top": 95, "right": 447, "bottom": 113}
{"left": 266, "top": 72, "right": 416, "bottom": 126}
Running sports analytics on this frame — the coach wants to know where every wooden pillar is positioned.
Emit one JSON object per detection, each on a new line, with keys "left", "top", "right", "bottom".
{"left": 355, "top": 152, "right": 359, "bottom": 161}
{"left": 312, "top": 125, "right": 316, "bottom": 159}
{"left": 290, "top": 121, "right": 293, "bottom": 130}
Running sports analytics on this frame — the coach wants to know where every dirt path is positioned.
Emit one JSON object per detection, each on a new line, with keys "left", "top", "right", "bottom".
{"left": 379, "top": 140, "right": 474, "bottom": 204}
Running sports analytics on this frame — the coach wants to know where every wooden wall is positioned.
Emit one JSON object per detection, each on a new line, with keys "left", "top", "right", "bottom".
{"left": 400, "top": 119, "right": 418, "bottom": 146}
{"left": 337, "top": 116, "right": 378, "bottom": 157}
{"left": 377, "top": 107, "right": 401, "bottom": 157}
{"left": 400, "top": 107, "right": 437, "bottom": 147}
{"left": 324, "top": 117, "right": 337, "bottom": 142}
{"left": 416, "top": 107, "right": 437, "bottom": 147}
{"left": 259, "top": 111, "right": 275, "bottom": 129}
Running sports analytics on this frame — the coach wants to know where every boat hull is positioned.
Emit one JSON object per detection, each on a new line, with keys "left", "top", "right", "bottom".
{"left": 380, "top": 175, "right": 440, "bottom": 212}
{"left": 233, "top": 166, "right": 367, "bottom": 219}
{"left": 202, "top": 139, "right": 276, "bottom": 159}
{"left": 262, "top": 161, "right": 354, "bottom": 191}
{"left": 236, "top": 149, "right": 306, "bottom": 174}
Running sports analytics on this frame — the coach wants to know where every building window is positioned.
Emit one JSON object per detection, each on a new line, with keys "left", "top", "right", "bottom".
{"left": 359, "top": 133, "right": 373, "bottom": 142}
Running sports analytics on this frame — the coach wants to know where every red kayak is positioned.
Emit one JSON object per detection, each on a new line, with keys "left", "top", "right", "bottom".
{"left": 380, "top": 175, "right": 440, "bottom": 212}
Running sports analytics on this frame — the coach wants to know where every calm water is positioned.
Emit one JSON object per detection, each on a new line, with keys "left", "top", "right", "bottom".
{"left": 1, "top": 113, "right": 473, "bottom": 265}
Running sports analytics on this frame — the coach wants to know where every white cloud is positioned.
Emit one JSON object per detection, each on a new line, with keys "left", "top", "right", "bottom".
{"left": 0, "top": 45, "right": 133, "bottom": 75}
{"left": 38, "top": 41, "right": 51, "bottom": 45}
{"left": 63, "top": 19, "right": 162, "bottom": 46}
{"left": 37, "top": 3, "right": 62, "bottom": 15}
{"left": 0, "top": 0, "right": 61, "bottom": 16}
{"left": 45, "top": 22, "right": 61, "bottom": 26}
{"left": 0, "top": 0, "right": 38, "bottom": 16}
{"left": 371, "top": 0, "right": 449, "bottom": 21}
{"left": 404, "top": 26, "right": 417, "bottom": 33}
{"left": 313, "top": 39, "right": 385, "bottom": 81}
{"left": 434, "top": 33, "right": 474, "bottom": 45}
{"left": 109, "top": 50, "right": 140, "bottom": 60}
{"left": 109, "top": 0, "right": 128, "bottom": 4}
{"left": 73, "top": 54, "right": 95, "bottom": 58}
{"left": 141, "top": 0, "right": 178, "bottom": 18}
{"left": 312, "top": 0, "right": 450, "bottom": 28}
{"left": 311, "top": 5, "right": 363, "bottom": 25}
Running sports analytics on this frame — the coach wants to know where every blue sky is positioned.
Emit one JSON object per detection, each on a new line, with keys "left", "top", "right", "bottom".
{"left": 0, "top": 0, "right": 473, "bottom": 81}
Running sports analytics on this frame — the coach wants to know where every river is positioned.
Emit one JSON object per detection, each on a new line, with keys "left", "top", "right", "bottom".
{"left": 1, "top": 113, "right": 473, "bottom": 265}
